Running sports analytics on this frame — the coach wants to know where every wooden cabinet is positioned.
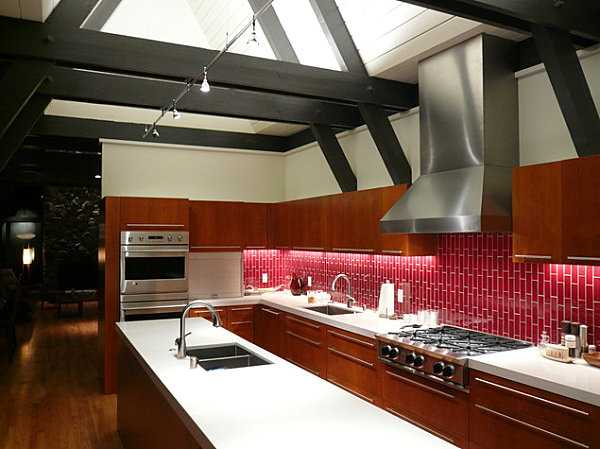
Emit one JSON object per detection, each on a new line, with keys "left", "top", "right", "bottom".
{"left": 119, "top": 197, "right": 189, "bottom": 230}
{"left": 189, "top": 200, "right": 243, "bottom": 252}
{"left": 227, "top": 305, "right": 254, "bottom": 342}
{"left": 513, "top": 155, "right": 600, "bottom": 265}
{"left": 284, "top": 314, "right": 326, "bottom": 378}
{"left": 253, "top": 305, "right": 284, "bottom": 357}
{"left": 382, "top": 364, "right": 469, "bottom": 448}
{"left": 562, "top": 155, "right": 600, "bottom": 265}
{"left": 326, "top": 328, "right": 380, "bottom": 405}
{"left": 379, "top": 185, "right": 438, "bottom": 256}
{"left": 290, "top": 196, "right": 329, "bottom": 251}
{"left": 512, "top": 162, "right": 563, "bottom": 263}
{"left": 470, "top": 370, "right": 599, "bottom": 449}
{"left": 242, "top": 203, "right": 268, "bottom": 249}
{"left": 329, "top": 188, "right": 380, "bottom": 253}
{"left": 189, "top": 305, "right": 228, "bottom": 327}
{"left": 268, "top": 201, "right": 292, "bottom": 249}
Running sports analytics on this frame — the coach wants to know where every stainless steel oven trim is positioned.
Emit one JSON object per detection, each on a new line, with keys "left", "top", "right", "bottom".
{"left": 119, "top": 292, "right": 189, "bottom": 321}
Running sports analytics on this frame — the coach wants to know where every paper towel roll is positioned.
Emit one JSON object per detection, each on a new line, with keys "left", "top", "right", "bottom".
{"left": 377, "top": 281, "right": 395, "bottom": 318}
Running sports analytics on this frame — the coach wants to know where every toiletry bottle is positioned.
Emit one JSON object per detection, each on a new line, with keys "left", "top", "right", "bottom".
{"left": 537, "top": 331, "right": 549, "bottom": 353}
{"left": 565, "top": 335, "right": 577, "bottom": 358}
{"left": 560, "top": 321, "right": 571, "bottom": 346}
{"left": 570, "top": 322, "right": 581, "bottom": 358}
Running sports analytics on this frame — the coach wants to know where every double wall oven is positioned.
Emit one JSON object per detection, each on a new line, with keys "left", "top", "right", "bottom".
{"left": 120, "top": 231, "right": 189, "bottom": 321}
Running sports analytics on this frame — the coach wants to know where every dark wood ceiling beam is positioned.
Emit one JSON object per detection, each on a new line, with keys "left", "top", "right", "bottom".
{"left": 358, "top": 103, "right": 411, "bottom": 184}
{"left": 247, "top": 0, "right": 299, "bottom": 63}
{"left": 397, "top": 0, "right": 600, "bottom": 42}
{"left": 310, "top": 124, "right": 356, "bottom": 192}
{"left": 532, "top": 25, "right": 600, "bottom": 157}
{"left": 308, "top": 0, "right": 366, "bottom": 74}
{"left": 31, "top": 116, "right": 289, "bottom": 152}
{"left": 81, "top": 0, "right": 122, "bottom": 31}
{"left": 38, "top": 67, "right": 363, "bottom": 128}
{"left": 20, "top": 136, "right": 101, "bottom": 153}
{"left": 0, "top": 58, "right": 54, "bottom": 140}
{"left": 0, "top": 17, "right": 418, "bottom": 110}
{"left": 0, "top": 96, "right": 52, "bottom": 173}
{"left": 46, "top": 0, "right": 101, "bottom": 26}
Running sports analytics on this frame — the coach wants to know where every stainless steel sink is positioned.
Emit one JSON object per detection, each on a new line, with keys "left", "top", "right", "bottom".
{"left": 186, "top": 343, "right": 272, "bottom": 371}
{"left": 304, "top": 304, "right": 361, "bottom": 316}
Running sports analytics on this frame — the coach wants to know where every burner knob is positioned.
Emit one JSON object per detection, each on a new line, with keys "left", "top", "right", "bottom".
{"left": 442, "top": 364, "right": 456, "bottom": 377}
{"left": 178, "top": 234, "right": 184, "bottom": 241}
{"left": 433, "top": 361, "right": 445, "bottom": 374}
{"left": 381, "top": 345, "right": 392, "bottom": 356}
{"left": 413, "top": 355, "right": 425, "bottom": 367}
{"left": 167, "top": 235, "right": 173, "bottom": 241}
{"left": 389, "top": 347, "right": 400, "bottom": 359}
{"left": 405, "top": 352, "right": 416, "bottom": 365}
{"left": 128, "top": 236, "right": 133, "bottom": 242}
{"left": 139, "top": 235, "right": 144, "bottom": 241}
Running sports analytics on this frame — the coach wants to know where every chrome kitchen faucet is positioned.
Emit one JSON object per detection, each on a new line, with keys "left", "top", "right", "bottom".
{"left": 331, "top": 274, "right": 356, "bottom": 308}
{"left": 176, "top": 300, "right": 222, "bottom": 359}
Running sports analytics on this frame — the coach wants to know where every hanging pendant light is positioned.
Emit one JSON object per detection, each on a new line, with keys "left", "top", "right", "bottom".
{"left": 200, "top": 67, "right": 210, "bottom": 93}
{"left": 172, "top": 99, "right": 181, "bottom": 119}
{"left": 247, "top": 17, "right": 259, "bottom": 47}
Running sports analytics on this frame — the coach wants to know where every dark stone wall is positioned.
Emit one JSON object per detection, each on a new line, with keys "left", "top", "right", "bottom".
{"left": 42, "top": 186, "right": 100, "bottom": 291}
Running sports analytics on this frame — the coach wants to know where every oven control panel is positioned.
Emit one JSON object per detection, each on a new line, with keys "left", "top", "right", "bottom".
{"left": 121, "top": 231, "right": 189, "bottom": 245}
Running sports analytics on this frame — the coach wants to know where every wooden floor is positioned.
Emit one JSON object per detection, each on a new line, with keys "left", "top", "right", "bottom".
{"left": 0, "top": 302, "right": 124, "bottom": 449}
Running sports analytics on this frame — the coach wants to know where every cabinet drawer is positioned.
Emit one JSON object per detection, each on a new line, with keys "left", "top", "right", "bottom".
{"left": 285, "top": 314, "right": 324, "bottom": 341}
{"left": 383, "top": 366, "right": 468, "bottom": 448}
{"left": 285, "top": 314, "right": 326, "bottom": 378}
{"left": 470, "top": 371, "right": 597, "bottom": 449}
{"left": 189, "top": 307, "right": 227, "bottom": 325}
{"left": 227, "top": 305, "right": 254, "bottom": 342}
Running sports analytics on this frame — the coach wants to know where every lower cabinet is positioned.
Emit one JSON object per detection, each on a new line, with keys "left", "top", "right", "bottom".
{"left": 382, "top": 365, "right": 469, "bottom": 448}
{"left": 189, "top": 306, "right": 228, "bottom": 327}
{"left": 253, "top": 305, "right": 284, "bottom": 357}
{"left": 227, "top": 305, "right": 254, "bottom": 342}
{"left": 469, "top": 370, "right": 599, "bottom": 449}
{"left": 326, "top": 328, "right": 380, "bottom": 406}
{"left": 284, "top": 313, "right": 326, "bottom": 378}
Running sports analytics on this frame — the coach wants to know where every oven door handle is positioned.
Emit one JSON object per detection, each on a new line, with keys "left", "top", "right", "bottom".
{"left": 123, "top": 249, "right": 189, "bottom": 255}
{"left": 124, "top": 303, "right": 188, "bottom": 310}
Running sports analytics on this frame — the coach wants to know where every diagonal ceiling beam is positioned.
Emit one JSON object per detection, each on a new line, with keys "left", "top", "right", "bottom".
{"left": 82, "top": 0, "right": 122, "bottom": 31}
{"left": 32, "top": 116, "right": 289, "bottom": 152}
{"left": 46, "top": 0, "right": 102, "bottom": 26}
{"left": 397, "top": 0, "right": 600, "bottom": 43}
{"left": 532, "top": 25, "right": 600, "bottom": 157}
{"left": 310, "top": 124, "right": 356, "bottom": 192}
{"left": 247, "top": 0, "right": 299, "bottom": 63}
{"left": 0, "top": 96, "right": 52, "bottom": 173}
{"left": 358, "top": 103, "right": 411, "bottom": 184}
{"left": 0, "top": 17, "right": 418, "bottom": 110}
{"left": 308, "top": 0, "right": 366, "bottom": 74}
{"left": 0, "top": 58, "right": 54, "bottom": 140}
{"left": 38, "top": 67, "right": 363, "bottom": 128}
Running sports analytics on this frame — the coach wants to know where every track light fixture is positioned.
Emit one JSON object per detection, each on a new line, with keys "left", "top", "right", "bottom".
{"left": 200, "top": 68, "right": 210, "bottom": 93}
{"left": 247, "top": 17, "right": 259, "bottom": 47}
{"left": 152, "top": 128, "right": 160, "bottom": 138}
{"left": 172, "top": 100, "right": 181, "bottom": 119}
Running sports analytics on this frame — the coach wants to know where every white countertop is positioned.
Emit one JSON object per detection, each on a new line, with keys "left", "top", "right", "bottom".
{"left": 469, "top": 347, "right": 600, "bottom": 407}
{"left": 116, "top": 317, "right": 456, "bottom": 449}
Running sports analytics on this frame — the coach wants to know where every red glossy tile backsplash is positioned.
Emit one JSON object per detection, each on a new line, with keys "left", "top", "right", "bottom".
{"left": 243, "top": 233, "right": 599, "bottom": 346}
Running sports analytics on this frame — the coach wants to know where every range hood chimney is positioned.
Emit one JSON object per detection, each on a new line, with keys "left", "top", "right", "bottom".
{"left": 380, "top": 34, "right": 518, "bottom": 234}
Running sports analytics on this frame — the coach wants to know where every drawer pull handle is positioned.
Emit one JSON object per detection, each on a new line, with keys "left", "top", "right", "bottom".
{"left": 328, "top": 347, "right": 374, "bottom": 368}
{"left": 327, "top": 378, "right": 374, "bottom": 403}
{"left": 287, "top": 315, "right": 321, "bottom": 330}
{"left": 261, "top": 308, "right": 280, "bottom": 316}
{"left": 474, "top": 377, "right": 589, "bottom": 416}
{"left": 287, "top": 331, "right": 321, "bottom": 347}
{"left": 567, "top": 256, "right": 600, "bottom": 262}
{"left": 245, "top": 246, "right": 266, "bottom": 249}
{"left": 386, "top": 370, "right": 455, "bottom": 399}
{"left": 127, "top": 223, "right": 185, "bottom": 227}
{"left": 386, "top": 407, "right": 454, "bottom": 444}
{"left": 230, "top": 320, "right": 251, "bottom": 325}
{"left": 513, "top": 254, "right": 552, "bottom": 259}
{"left": 327, "top": 330, "right": 375, "bottom": 347}
{"left": 474, "top": 404, "right": 589, "bottom": 448}
{"left": 231, "top": 307, "right": 253, "bottom": 312}
{"left": 332, "top": 248, "right": 374, "bottom": 253}
{"left": 286, "top": 358, "right": 320, "bottom": 376}
{"left": 381, "top": 250, "right": 403, "bottom": 254}
{"left": 293, "top": 247, "right": 324, "bottom": 251}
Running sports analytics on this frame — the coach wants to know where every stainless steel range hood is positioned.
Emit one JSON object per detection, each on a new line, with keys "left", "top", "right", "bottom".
{"left": 380, "top": 34, "right": 518, "bottom": 234}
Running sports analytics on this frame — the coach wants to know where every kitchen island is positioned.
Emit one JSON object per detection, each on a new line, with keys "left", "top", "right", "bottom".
{"left": 116, "top": 316, "right": 456, "bottom": 449}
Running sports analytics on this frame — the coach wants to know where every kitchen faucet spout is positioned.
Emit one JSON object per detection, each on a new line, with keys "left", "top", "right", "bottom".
{"left": 331, "top": 274, "right": 355, "bottom": 308}
{"left": 176, "top": 300, "right": 221, "bottom": 359}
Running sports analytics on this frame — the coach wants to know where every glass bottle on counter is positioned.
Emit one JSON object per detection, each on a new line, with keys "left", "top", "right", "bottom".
{"left": 537, "top": 331, "right": 549, "bottom": 353}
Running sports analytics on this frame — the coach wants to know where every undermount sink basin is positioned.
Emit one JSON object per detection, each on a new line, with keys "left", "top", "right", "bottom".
{"left": 304, "top": 304, "right": 361, "bottom": 316}
{"left": 186, "top": 343, "right": 272, "bottom": 371}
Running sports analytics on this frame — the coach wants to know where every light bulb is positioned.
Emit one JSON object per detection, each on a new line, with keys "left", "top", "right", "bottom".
{"left": 200, "top": 73, "right": 210, "bottom": 93}
{"left": 152, "top": 128, "right": 160, "bottom": 138}
{"left": 247, "top": 18, "right": 259, "bottom": 47}
{"left": 172, "top": 108, "right": 181, "bottom": 119}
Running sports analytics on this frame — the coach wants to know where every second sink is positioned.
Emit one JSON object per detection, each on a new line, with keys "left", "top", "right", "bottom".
{"left": 187, "top": 343, "right": 272, "bottom": 371}
{"left": 304, "top": 304, "right": 361, "bottom": 316}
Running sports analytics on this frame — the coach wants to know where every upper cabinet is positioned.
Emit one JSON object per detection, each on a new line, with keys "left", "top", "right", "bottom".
{"left": 329, "top": 188, "right": 380, "bottom": 253}
{"left": 242, "top": 203, "right": 268, "bottom": 249}
{"left": 513, "top": 155, "right": 600, "bottom": 265}
{"left": 290, "top": 196, "right": 330, "bottom": 251}
{"left": 189, "top": 200, "right": 243, "bottom": 252}
{"left": 119, "top": 197, "right": 189, "bottom": 230}
{"left": 268, "top": 201, "right": 292, "bottom": 249}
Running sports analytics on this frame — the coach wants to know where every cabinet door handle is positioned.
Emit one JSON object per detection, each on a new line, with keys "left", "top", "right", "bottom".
{"left": 385, "top": 370, "right": 455, "bottom": 400}
{"left": 327, "top": 378, "right": 374, "bottom": 403}
{"left": 261, "top": 308, "right": 280, "bottom": 316}
{"left": 287, "top": 315, "right": 321, "bottom": 330}
{"left": 293, "top": 246, "right": 324, "bottom": 251}
{"left": 474, "top": 404, "right": 589, "bottom": 449}
{"left": 327, "top": 347, "right": 374, "bottom": 368}
{"left": 327, "top": 330, "right": 375, "bottom": 348}
{"left": 513, "top": 254, "right": 552, "bottom": 259}
{"left": 332, "top": 248, "right": 374, "bottom": 253}
{"left": 287, "top": 331, "right": 321, "bottom": 347}
{"left": 230, "top": 321, "right": 252, "bottom": 325}
{"left": 245, "top": 246, "right": 266, "bottom": 249}
{"left": 127, "top": 223, "right": 185, "bottom": 227}
{"left": 231, "top": 307, "right": 253, "bottom": 312}
{"left": 381, "top": 250, "right": 403, "bottom": 254}
{"left": 567, "top": 256, "right": 600, "bottom": 262}
{"left": 386, "top": 407, "right": 455, "bottom": 444}
{"left": 473, "top": 377, "right": 589, "bottom": 416}
{"left": 275, "top": 246, "right": 290, "bottom": 249}
{"left": 286, "top": 358, "right": 320, "bottom": 376}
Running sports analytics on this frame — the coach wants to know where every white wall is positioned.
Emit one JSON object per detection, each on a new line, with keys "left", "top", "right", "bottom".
{"left": 101, "top": 140, "right": 285, "bottom": 202}
{"left": 517, "top": 49, "right": 600, "bottom": 166}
